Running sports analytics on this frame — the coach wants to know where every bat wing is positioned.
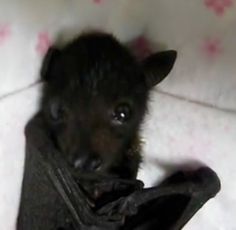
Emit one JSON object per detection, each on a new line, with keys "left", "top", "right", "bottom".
{"left": 17, "top": 114, "right": 221, "bottom": 230}
{"left": 17, "top": 114, "right": 122, "bottom": 230}
{"left": 119, "top": 167, "right": 221, "bottom": 230}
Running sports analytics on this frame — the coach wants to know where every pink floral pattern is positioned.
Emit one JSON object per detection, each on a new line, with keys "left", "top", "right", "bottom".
{"left": 36, "top": 32, "right": 52, "bottom": 55}
{"left": 0, "top": 24, "right": 11, "bottom": 46}
{"left": 93, "top": 0, "right": 104, "bottom": 4}
{"left": 202, "top": 38, "right": 223, "bottom": 59}
{"left": 204, "top": 0, "right": 234, "bottom": 16}
{"left": 130, "top": 36, "right": 153, "bottom": 60}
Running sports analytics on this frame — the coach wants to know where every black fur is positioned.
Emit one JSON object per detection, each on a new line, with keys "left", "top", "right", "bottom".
{"left": 41, "top": 32, "right": 177, "bottom": 182}
{"left": 17, "top": 32, "right": 221, "bottom": 230}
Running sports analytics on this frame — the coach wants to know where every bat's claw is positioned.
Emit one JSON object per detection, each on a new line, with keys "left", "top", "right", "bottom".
{"left": 97, "top": 197, "right": 126, "bottom": 216}
{"left": 119, "top": 196, "right": 138, "bottom": 216}
{"left": 97, "top": 195, "right": 138, "bottom": 219}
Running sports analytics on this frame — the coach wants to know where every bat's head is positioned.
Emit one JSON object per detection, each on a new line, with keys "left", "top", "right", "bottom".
{"left": 41, "top": 32, "right": 177, "bottom": 178}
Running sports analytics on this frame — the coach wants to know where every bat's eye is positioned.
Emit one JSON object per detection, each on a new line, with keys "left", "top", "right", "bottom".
{"left": 49, "top": 100, "right": 66, "bottom": 122}
{"left": 113, "top": 103, "right": 132, "bottom": 124}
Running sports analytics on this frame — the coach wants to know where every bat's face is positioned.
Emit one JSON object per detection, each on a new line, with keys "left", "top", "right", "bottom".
{"left": 41, "top": 33, "right": 177, "bottom": 177}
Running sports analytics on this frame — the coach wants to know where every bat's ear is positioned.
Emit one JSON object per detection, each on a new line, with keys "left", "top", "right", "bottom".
{"left": 142, "top": 50, "right": 177, "bottom": 88}
{"left": 40, "top": 47, "right": 61, "bottom": 81}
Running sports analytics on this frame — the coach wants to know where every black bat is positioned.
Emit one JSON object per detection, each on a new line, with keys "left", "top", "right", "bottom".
{"left": 17, "top": 32, "right": 221, "bottom": 230}
{"left": 17, "top": 114, "right": 220, "bottom": 230}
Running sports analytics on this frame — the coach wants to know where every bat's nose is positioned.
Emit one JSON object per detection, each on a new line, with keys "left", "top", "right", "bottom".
{"left": 73, "top": 154, "right": 102, "bottom": 172}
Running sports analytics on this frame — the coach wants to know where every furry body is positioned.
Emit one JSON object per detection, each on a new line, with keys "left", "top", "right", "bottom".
{"left": 40, "top": 32, "right": 176, "bottom": 182}
{"left": 17, "top": 32, "right": 179, "bottom": 230}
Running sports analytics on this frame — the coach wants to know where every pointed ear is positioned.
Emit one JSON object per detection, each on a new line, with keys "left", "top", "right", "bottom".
{"left": 40, "top": 47, "right": 61, "bottom": 81}
{"left": 142, "top": 50, "right": 177, "bottom": 88}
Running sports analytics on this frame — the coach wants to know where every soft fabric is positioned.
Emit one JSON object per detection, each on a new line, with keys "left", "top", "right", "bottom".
{"left": 0, "top": 0, "right": 235, "bottom": 229}
{"left": 0, "top": 85, "right": 41, "bottom": 230}
{"left": 147, "top": 0, "right": 236, "bottom": 112}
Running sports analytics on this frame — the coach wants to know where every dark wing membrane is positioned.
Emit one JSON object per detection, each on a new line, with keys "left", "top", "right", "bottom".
{"left": 121, "top": 167, "right": 221, "bottom": 230}
{"left": 17, "top": 114, "right": 221, "bottom": 230}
